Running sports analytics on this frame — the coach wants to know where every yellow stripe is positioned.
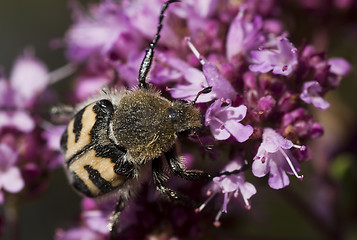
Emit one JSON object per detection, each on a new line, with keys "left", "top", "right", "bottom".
{"left": 65, "top": 103, "right": 97, "bottom": 160}
{"left": 69, "top": 150, "right": 101, "bottom": 196}
{"left": 69, "top": 149, "right": 125, "bottom": 196}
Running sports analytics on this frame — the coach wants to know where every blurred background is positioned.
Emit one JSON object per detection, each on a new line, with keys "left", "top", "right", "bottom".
{"left": 0, "top": 0, "right": 356, "bottom": 239}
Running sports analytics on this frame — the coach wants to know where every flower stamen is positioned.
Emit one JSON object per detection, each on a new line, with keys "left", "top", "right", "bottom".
{"left": 195, "top": 192, "right": 216, "bottom": 213}
{"left": 185, "top": 37, "right": 206, "bottom": 65}
{"left": 293, "top": 144, "right": 306, "bottom": 151}
{"left": 279, "top": 148, "right": 303, "bottom": 180}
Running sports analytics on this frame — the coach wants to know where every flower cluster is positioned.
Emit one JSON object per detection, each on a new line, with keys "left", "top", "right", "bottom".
{"left": 55, "top": 198, "right": 113, "bottom": 240}
{"left": 0, "top": 0, "right": 352, "bottom": 239}
{"left": 51, "top": 0, "right": 351, "bottom": 237}
{"left": 0, "top": 51, "right": 65, "bottom": 208}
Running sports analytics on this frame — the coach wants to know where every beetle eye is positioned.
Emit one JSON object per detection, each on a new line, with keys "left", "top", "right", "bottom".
{"left": 168, "top": 108, "right": 177, "bottom": 121}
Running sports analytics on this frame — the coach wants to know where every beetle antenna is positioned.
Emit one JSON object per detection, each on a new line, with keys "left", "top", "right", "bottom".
{"left": 194, "top": 131, "right": 214, "bottom": 152}
{"left": 212, "top": 160, "right": 250, "bottom": 178}
{"left": 138, "top": 0, "right": 180, "bottom": 89}
{"left": 191, "top": 86, "right": 212, "bottom": 106}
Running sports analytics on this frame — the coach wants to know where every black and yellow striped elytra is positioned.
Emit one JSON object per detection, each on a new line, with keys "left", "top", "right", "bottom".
{"left": 61, "top": 99, "right": 131, "bottom": 198}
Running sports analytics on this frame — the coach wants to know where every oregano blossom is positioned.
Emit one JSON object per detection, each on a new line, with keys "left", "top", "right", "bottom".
{"left": 0, "top": 144, "right": 24, "bottom": 204}
{"left": 205, "top": 99, "right": 253, "bottom": 143}
{"left": 300, "top": 81, "right": 330, "bottom": 110}
{"left": 252, "top": 128, "right": 306, "bottom": 189}
{"left": 196, "top": 159, "right": 256, "bottom": 226}
{"left": 249, "top": 37, "right": 298, "bottom": 76}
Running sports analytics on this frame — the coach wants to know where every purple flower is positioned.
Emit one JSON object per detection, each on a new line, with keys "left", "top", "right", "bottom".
{"left": 170, "top": 39, "right": 237, "bottom": 103}
{"left": 66, "top": 1, "right": 142, "bottom": 62}
{"left": 226, "top": 7, "right": 263, "bottom": 60}
{"left": 173, "top": 0, "right": 220, "bottom": 41}
{"left": 193, "top": 0, "right": 218, "bottom": 18}
{"left": 55, "top": 227, "right": 105, "bottom": 240}
{"left": 205, "top": 99, "right": 253, "bottom": 142}
{"left": 0, "top": 52, "right": 49, "bottom": 133}
{"left": 255, "top": 95, "right": 276, "bottom": 120}
{"left": 334, "top": 0, "right": 354, "bottom": 9}
{"left": 9, "top": 51, "right": 49, "bottom": 103}
{"left": 202, "top": 61, "right": 237, "bottom": 101}
{"left": 43, "top": 125, "right": 66, "bottom": 152}
{"left": 300, "top": 81, "right": 330, "bottom": 110}
{"left": 81, "top": 198, "right": 111, "bottom": 235}
{"left": 55, "top": 198, "right": 113, "bottom": 239}
{"left": 249, "top": 37, "right": 298, "bottom": 76}
{"left": 252, "top": 128, "right": 305, "bottom": 189}
{"left": 170, "top": 39, "right": 237, "bottom": 102}
{"left": 56, "top": 0, "right": 351, "bottom": 233}
{"left": 0, "top": 143, "right": 24, "bottom": 204}
{"left": 0, "top": 110, "right": 35, "bottom": 133}
{"left": 281, "top": 108, "right": 324, "bottom": 139}
{"left": 0, "top": 51, "right": 49, "bottom": 107}
{"left": 170, "top": 67, "right": 214, "bottom": 103}
{"left": 126, "top": 0, "right": 179, "bottom": 48}
{"left": 149, "top": 53, "right": 191, "bottom": 85}
{"left": 75, "top": 75, "right": 111, "bottom": 101}
{"left": 196, "top": 159, "right": 256, "bottom": 227}
{"left": 328, "top": 57, "right": 351, "bottom": 76}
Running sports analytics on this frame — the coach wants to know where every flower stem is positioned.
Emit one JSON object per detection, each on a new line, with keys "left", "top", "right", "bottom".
{"left": 49, "top": 63, "right": 77, "bottom": 85}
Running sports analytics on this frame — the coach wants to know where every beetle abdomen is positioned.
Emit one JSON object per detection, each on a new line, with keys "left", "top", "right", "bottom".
{"left": 61, "top": 99, "right": 128, "bottom": 197}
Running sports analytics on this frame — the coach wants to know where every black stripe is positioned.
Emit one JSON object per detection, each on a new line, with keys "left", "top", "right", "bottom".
{"left": 94, "top": 143, "right": 126, "bottom": 159}
{"left": 71, "top": 172, "right": 93, "bottom": 197}
{"left": 90, "top": 99, "right": 114, "bottom": 142}
{"left": 66, "top": 144, "right": 92, "bottom": 167}
{"left": 60, "top": 127, "right": 68, "bottom": 153}
{"left": 84, "top": 165, "right": 115, "bottom": 195}
{"left": 93, "top": 144, "right": 133, "bottom": 178}
{"left": 73, "top": 107, "right": 85, "bottom": 142}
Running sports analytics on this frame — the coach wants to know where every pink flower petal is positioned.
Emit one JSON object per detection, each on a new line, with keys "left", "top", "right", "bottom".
{"left": 249, "top": 37, "right": 297, "bottom": 76}
{"left": 1, "top": 167, "right": 24, "bottom": 193}
{"left": 224, "top": 105, "right": 247, "bottom": 121}
{"left": 76, "top": 76, "right": 109, "bottom": 101}
{"left": 252, "top": 153, "right": 269, "bottom": 177}
{"left": 240, "top": 181, "right": 257, "bottom": 200}
{"left": 300, "top": 81, "right": 330, "bottom": 110}
{"left": 184, "top": 68, "right": 207, "bottom": 85}
{"left": 328, "top": 57, "right": 351, "bottom": 76}
{"left": 226, "top": 11, "right": 263, "bottom": 60}
{"left": 224, "top": 120, "right": 253, "bottom": 143}
{"left": 12, "top": 111, "right": 35, "bottom": 133}
{"left": 219, "top": 177, "right": 239, "bottom": 193}
{"left": 194, "top": 0, "right": 218, "bottom": 17}
{"left": 210, "top": 121, "right": 230, "bottom": 140}
{"left": 261, "top": 128, "right": 293, "bottom": 152}
{"left": 10, "top": 53, "right": 49, "bottom": 101}
{"left": 202, "top": 62, "right": 237, "bottom": 101}
{"left": 267, "top": 158, "right": 290, "bottom": 189}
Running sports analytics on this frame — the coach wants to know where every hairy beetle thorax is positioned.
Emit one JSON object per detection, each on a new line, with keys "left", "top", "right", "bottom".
{"left": 112, "top": 90, "right": 175, "bottom": 162}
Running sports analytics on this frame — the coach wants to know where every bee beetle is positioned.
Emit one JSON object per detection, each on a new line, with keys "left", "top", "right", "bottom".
{"left": 60, "top": 0, "right": 245, "bottom": 238}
